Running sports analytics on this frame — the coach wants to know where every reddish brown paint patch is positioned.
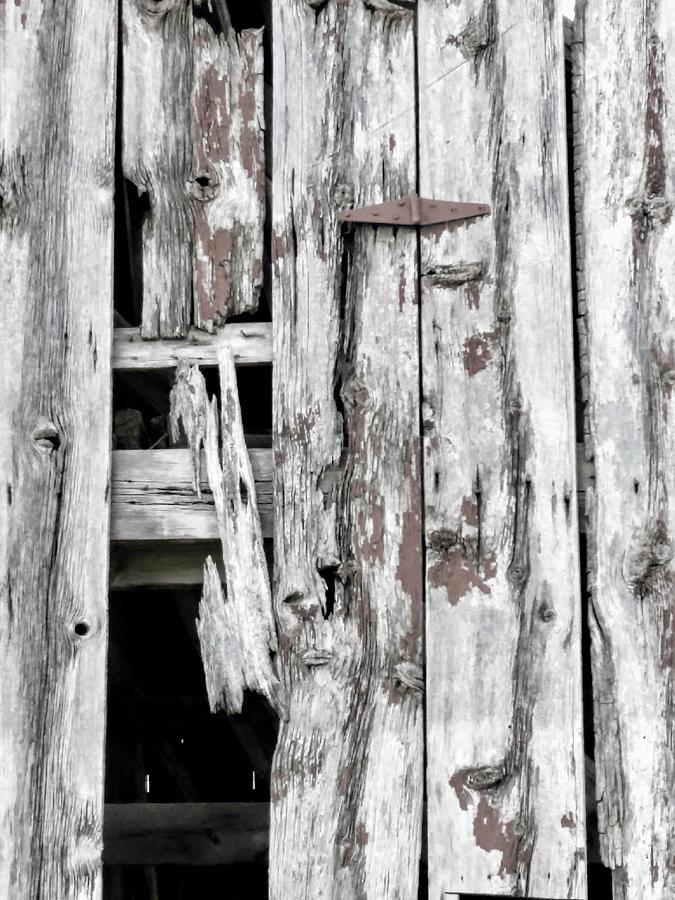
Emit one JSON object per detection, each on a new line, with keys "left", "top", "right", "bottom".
{"left": 560, "top": 812, "right": 575, "bottom": 829}
{"left": 449, "top": 768, "right": 473, "bottom": 811}
{"left": 473, "top": 797, "right": 518, "bottom": 876}
{"left": 357, "top": 494, "right": 385, "bottom": 565}
{"left": 463, "top": 328, "right": 499, "bottom": 376}
{"left": 461, "top": 495, "right": 479, "bottom": 527}
{"left": 428, "top": 530, "right": 497, "bottom": 605}
{"left": 389, "top": 133, "right": 396, "bottom": 152}
{"left": 355, "top": 822, "right": 369, "bottom": 847}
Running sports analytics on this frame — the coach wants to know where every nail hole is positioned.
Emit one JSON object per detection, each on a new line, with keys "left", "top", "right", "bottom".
{"left": 74, "top": 621, "right": 90, "bottom": 637}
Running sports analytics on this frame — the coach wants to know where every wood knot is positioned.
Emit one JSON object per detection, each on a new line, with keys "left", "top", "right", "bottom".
{"left": 465, "top": 764, "right": 505, "bottom": 790}
{"left": 623, "top": 521, "right": 672, "bottom": 595}
{"left": 457, "top": 11, "right": 494, "bottom": 60}
{"left": 32, "top": 420, "right": 61, "bottom": 453}
{"left": 393, "top": 661, "right": 424, "bottom": 693}
{"left": 138, "top": 0, "right": 180, "bottom": 16}
{"left": 340, "top": 376, "right": 370, "bottom": 410}
{"left": 300, "top": 648, "right": 333, "bottom": 667}
{"left": 428, "top": 528, "right": 459, "bottom": 556}
{"left": 333, "top": 182, "right": 354, "bottom": 212}
{"left": 189, "top": 169, "right": 220, "bottom": 202}
{"left": 538, "top": 603, "right": 556, "bottom": 623}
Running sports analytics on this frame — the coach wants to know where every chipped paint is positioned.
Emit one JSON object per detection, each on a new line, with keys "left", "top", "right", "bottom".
{"left": 463, "top": 327, "right": 500, "bottom": 376}
{"left": 473, "top": 798, "right": 518, "bottom": 877}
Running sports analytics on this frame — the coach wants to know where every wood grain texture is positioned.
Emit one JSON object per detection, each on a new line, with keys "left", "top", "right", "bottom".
{"left": 113, "top": 323, "right": 272, "bottom": 370}
{"left": 0, "top": 1, "right": 116, "bottom": 896}
{"left": 574, "top": 2, "right": 675, "bottom": 896}
{"left": 418, "top": 2, "right": 587, "bottom": 897}
{"left": 111, "top": 448, "right": 273, "bottom": 541}
{"left": 271, "top": 2, "right": 423, "bottom": 897}
{"left": 197, "top": 349, "right": 284, "bottom": 716}
{"left": 122, "top": 0, "right": 264, "bottom": 337}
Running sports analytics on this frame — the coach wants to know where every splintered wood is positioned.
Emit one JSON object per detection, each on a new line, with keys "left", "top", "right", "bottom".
{"left": 0, "top": 1, "right": 116, "bottom": 896}
{"left": 575, "top": 2, "right": 675, "bottom": 897}
{"left": 419, "top": 2, "right": 586, "bottom": 897}
{"left": 169, "top": 352, "right": 283, "bottom": 718}
{"left": 122, "top": 0, "right": 264, "bottom": 336}
{"left": 271, "top": 3, "right": 423, "bottom": 898}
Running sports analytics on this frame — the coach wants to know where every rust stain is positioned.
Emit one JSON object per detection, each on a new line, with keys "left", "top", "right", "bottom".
{"left": 560, "top": 812, "right": 575, "bottom": 829}
{"left": 473, "top": 797, "right": 518, "bottom": 876}
{"left": 463, "top": 328, "right": 499, "bottom": 376}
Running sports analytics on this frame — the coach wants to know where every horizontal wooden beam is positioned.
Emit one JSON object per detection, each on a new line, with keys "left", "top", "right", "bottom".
{"left": 111, "top": 449, "right": 272, "bottom": 543}
{"left": 110, "top": 445, "right": 590, "bottom": 548}
{"left": 103, "top": 803, "right": 269, "bottom": 866}
{"left": 113, "top": 324, "right": 272, "bottom": 371}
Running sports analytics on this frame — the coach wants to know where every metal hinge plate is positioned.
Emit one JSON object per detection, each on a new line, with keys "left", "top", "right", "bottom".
{"left": 338, "top": 192, "right": 490, "bottom": 226}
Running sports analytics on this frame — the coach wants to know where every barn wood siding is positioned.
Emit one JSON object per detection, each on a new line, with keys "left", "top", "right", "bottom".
{"left": 270, "top": 2, "right": 424, "bottom": 896}
{"left": 419, "top": 1, "right": 587, "bottom": 896}
{"left": 574, "top": 2, "right": 675, "bottom": 897}
{"left": 0, "top": 1, "right": 116, "bottom": 896}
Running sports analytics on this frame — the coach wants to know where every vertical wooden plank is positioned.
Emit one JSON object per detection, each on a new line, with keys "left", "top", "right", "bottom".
{"left": 418, "top": 2, "right": 587, "bottom": 897}
{"left": 271, "top": 2, "right": 423, "bottom": 897}
{"left": 122, "top": 0, "right": 264, "bottom": 338}
{"left": 574, "top": 3, "right": 675, "bottom": 897}
{"left": 0, "top": 1, "right": 116, "bottom": 896}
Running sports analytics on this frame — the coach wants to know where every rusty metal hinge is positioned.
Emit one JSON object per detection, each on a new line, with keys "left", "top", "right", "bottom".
{"left": 338, "top": 192, "right": 490, "bottom": 226}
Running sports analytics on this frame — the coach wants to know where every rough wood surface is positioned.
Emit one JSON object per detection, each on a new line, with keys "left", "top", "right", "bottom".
{"left": 0, "top": 1, "right": 116, "bottom": 896}
{"left": 271, "top": 3, "right": 423, "bottom": 897}
{"left": 113, "top": 323, "right": 272, "bottom": 370}
{"left": 574, "top": 3, "right": 675, "bottom": 897}
{"left": 102, "top": 802, "right": 268, "bottom": 866}
{"left": 191, "top": 349, "right": 284, "bottom": 716}
{"left": 110, "top": 448, "right": 273, "bottom": 541}
{"left": 122, "top": 0, "right": 264, "bottom": 337}
{"left": 418, "top": 2, "right": 587, "bottom": 897}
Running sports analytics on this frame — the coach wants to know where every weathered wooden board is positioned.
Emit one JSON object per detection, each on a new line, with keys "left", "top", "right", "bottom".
{"left": 193, "top": 349, "right": 284, "bottom": 716}
{"left": 574, "top": 3, "right": 675, "bottom": 897}
{"left": 271, "top": 2, "right": 423, "bottom": 897}
{"left": 102, "top": 803, "right": 269, "bottom": 866}
{"left": 0, "top": 1, "right": 116, "bottom": 896}
{"left": 111, "top": 448, "right": 273, "bottom": 541}
{"left": 110, "top": 542, "right": 224, "bottom": 589}
{"left": 122, "top": 0, "right": 264, "bottom": 337}
{"left": 113, "top": 323, "right": 272, "bottom": 370}
{"left": 418, "top": 2, "right": 587, "bottom": 897}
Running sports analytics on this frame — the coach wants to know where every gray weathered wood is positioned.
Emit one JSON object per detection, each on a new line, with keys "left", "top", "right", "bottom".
{"left": 113, "top": 323, "right": 272, "bottom": 370}
{"left": 102, "top": 802, "right": 269, "bottom": 866}
{"left": 165, "top": 353, "right": 283, "bottom": 716}
{"left": 271, "top": 3, "right": 423, "bottom": 897}
{"left": 196, "top": 348, "right": 284, "bottom": 716}
{"left": 110, "top": 448, "right": 273, "bottom": 541}
{"left": 0, "top": 1, "right": 116, "bottom": 895}
{"left": 574, "top": 3, "right": 675, "bottom": 897}
{"left": 418, "top": 2, "right": 587, "bottom": 897}
{"left": 122, "top": 0, "right": 264, "bottom": 337}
